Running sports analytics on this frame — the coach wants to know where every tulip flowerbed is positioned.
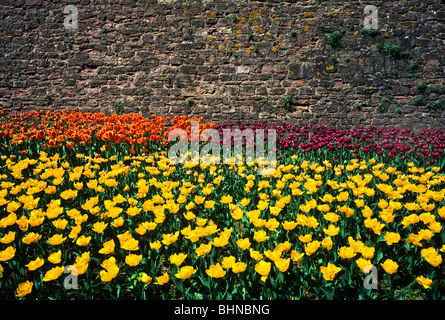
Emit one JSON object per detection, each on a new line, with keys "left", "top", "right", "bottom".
{"left": 0, "top": 110, "right": 445, "bottom": 300}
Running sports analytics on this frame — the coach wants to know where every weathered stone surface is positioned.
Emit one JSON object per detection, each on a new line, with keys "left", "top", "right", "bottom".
{"left": 288, "top": 62, "right": 314, "bottom": 80}
{"left": 24, "top": 0, "right": 41, "bottom": 6}
{"left": 0, "top": 0, "right": 443, "bottom": 129}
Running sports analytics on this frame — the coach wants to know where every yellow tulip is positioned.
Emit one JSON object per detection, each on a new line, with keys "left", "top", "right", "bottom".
{"left": 320, "top": 263, "right": 342, "bottom": 281}
{"left": 150, "top": 241, "right": 162, "bottom": 250}
{"left": 0, "top": 231, "right": 15, "bottom": 244}
{"left": 381, "top": 259, "right": 399, "bottom": 274}
{"left": 48, "top": 250, "right": 62, "bottom": 264}
{"left": 100, "top": 266, "right": 119, "bottom": 282}
{"left": 249, "top": 249, "right": 263, "bottom": 261}
{"left": 421, "top": 247, "right": 442, "bottom": 267}
{"left": 0, "top": 246, "right": 15, "bottom": 262}
{"left": 275, "top": 241, "right": 292, "bottom": 253}
{"left": 175, "top": 266, "right": 196, "bottom": 280}
{"left": 125, "top": 254, "right": 143, "bottom": 266}
{"left": 304, "top": 241, "right": 320, "bottom": 256}
{"left": 220, "top": 195, "right": 233, "bottom": 204}
{"left": 232, "top": 262, "right": 247, "bottom": 274}
{"left": 126, "top": 206, "right": 141, "bottom": 216}
{"left": 274, "top": 258, "right": 290, "bottom": 272}
{"left": 76, "top": 235, "right": 91, "bottom": 247}
{"left": 161, "top": 231, "right": 179, "bottom": 246}
{"left": 338, "top": 246, "right": 357, "bottom": 259}
{"left": 416, "top": 276, "right": 433, "bottom": 289}
{"left": 194, "top": 195, "right": 205, "bottom": 205}
{"left": 170, "top": 253, "right": 187, "bottom": 266}
{"left": 22, "top": 232, "right": 42, "bottom": 245}
{"left": 254, "top": 261, "right": 271, "bottom": 282}
{"left": 221, "top": 256, "right": 236, "bottom": 269}
{"left": 282, "top": 220, "right": 297, "bottom": 230}
{"left": 348, "top": 237, "right": 364, "bottom": 253}
{"left": 204, "top": 200, "right": 215, "bottom": 209}
{"left": 265, "top": 218, "right": 279, "bottom": 231}
{"left": 323, "top": 224, "right": 340, "bottom": 236}
{"left": 92, "top": 222, "right": 108, "bottom": 233}
{"left": 206, "top": 263, "right": 226, "bottom": 278}
{"left": 253, "top": 230, "right": 269, "bottom": 242}
{"left": 47, "top": 233, "right": 67, "bottom": 246}
{"left": 196, "top": 242, "right": 212, "bottom": 257}
{"left": 212, "top": 235, "right": 229, "bottom": 247}
{"left": 356, "top": 258, "right": 373, "bottom": 272}
{"left": 25, "top": 257, "right": 44, "bottom": 271}
{"left": 298, "top": 234, "right": 312, "bottom": 243}
{"left": 138, "top": 273, "right": 152, "bottom": 285}
{"left": 384, "top": 232, "right": 401, "bottom": 245}
{"left": 230, "top": 208, "right": 243, "bottom": 220}
{"left": 99, "top": 239, "right": 115, "bottom": 254}
{"left": 154, "top": 272, "right": 170, "bottom": 285}
{"left": 16, "top": 281, "right": 33, "bottom": 298}
{"left": 43, "top": 266, "right": 65, "bottom": 282}
{"left": 321, "top": 237, "right": 333, "bottom": 250}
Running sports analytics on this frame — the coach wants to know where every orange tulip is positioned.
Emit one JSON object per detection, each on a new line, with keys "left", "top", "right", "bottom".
{"left": 56, "top": 134, "right": 67, "bottom": 142}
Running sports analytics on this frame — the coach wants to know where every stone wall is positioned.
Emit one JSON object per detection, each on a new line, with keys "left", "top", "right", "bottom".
{"left": 0, "top": 0, "right": 444, "bottom": 129}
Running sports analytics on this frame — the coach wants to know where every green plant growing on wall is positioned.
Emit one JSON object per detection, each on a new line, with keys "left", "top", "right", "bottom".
{"left": 413, "top": 96, "right": 426, "bottom": 106}
{"left": 377, "top": 41, "right": 410, "bottom": 60}
{"left": 377, "top": 97, "right": 390, "bottom": 112}
{"left": 326, "top": 31, "right": 344, "bottom": 49}
{"left": 408, "top": 59, "right": 420, "bottom": 73}
{"left": 362, "top": 86, "right": 371, "bottom": 95}
{"left": 426, "top": 99, "right": 445, "bottom": 110}
{"left": 165, "top": 75, "right": 176, "bottom": 87}
{"left": 261, "top": 98, "right": 274, "bottom": 113}
{"left": 165, "top": 75, "right": 172, "bottom": 85}
{"left": 400, "top": 51, "right": 411, "bottom": 59}
{"left": 282, "top": 94, "right": 295, "bottom": 112}
{"left": 416, "top": 83, "right": 427, "bottom": 94}
{"left": 382, "top": 82, "right": 393, "bottom": 90}
{"left": 186, "top": 98, "right": 195, "bottom": 107}
{"left": 228, "top": 14, "right": 238, "bottom": 21}
{"left": 392, "top": 98, "right": 402, "bottom": 115}
{"left": 224, "top": 104, "right": 232, "bottom": 112}
{"left": 383, "top": 41, "right": 401, "bottom": 59}
{"left": 360, "top": 29, "right": 380, "bottom": 36}
{"left": 114, "top": 100, "right": 123, "bottom": 113}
